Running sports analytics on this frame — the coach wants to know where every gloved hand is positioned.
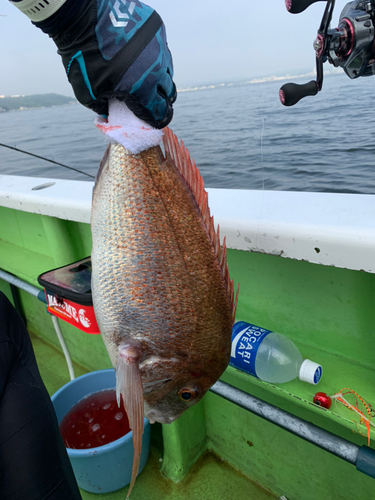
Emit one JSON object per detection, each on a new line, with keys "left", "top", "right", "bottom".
{"left": 11, "top": 0, "right": 177, "bottom": 128}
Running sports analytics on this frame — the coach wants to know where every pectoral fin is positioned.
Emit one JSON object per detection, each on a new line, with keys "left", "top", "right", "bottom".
{"left": 116, "top": 344, "right": 144, "bottom": 499}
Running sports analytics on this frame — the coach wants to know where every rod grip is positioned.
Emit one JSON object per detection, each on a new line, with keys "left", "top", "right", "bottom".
{"left": 356, "top": 446, "right": 375, "bottom": 479}
{"left": 279, "top": 81, "right": 319, "bottom": 106}
{"left": 285, "top": 0, "right": 325, "bottom": 14}
{"left": 38, "top": 290, "right": 47, "bottom": 304}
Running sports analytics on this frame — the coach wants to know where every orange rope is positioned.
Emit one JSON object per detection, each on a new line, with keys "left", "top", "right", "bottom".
{"left": 332, "top": 388, "right": 374, "bottom": 446}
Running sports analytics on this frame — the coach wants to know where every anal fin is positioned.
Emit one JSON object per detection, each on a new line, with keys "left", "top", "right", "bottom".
{"left": 116, "top": 344, "right": 144, "bottom": 499}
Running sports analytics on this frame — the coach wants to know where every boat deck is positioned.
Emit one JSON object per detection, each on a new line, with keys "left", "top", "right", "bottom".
{"left": 2, "top": 183, "right": 375, "bottom": 500}
{"left": 30, "top": 331, "right": 277, "bottom": 500}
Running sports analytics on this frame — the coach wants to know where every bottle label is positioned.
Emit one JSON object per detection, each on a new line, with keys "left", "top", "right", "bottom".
{"left": 229, "top": 322, "right": 272, "bottom": 377}
{"left": 314, "top": 366, "right": 323, "bottom": 384}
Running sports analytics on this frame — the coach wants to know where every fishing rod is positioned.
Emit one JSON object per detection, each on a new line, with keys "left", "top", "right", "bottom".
{"left": 0, "top": 142, "right": 95, "bottom": 179}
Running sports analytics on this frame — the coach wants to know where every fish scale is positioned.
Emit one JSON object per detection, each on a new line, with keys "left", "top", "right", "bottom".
{"left": 91, "top": 128, "right": 238, "bottom": 497}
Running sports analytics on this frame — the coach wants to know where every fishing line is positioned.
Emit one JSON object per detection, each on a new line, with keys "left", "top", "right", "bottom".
{"left": 251, "top": 108, "right": 266, "bottom": 253}
{"left": 260, "top": 113, "right": 265, "bottom": 191}
{"left": 0, "top": 142, "right": 95, "bottom": 179}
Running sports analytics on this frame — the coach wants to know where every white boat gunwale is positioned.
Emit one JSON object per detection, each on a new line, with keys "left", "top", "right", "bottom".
{"left": 1, "top": 174, "right": 374, "bottom": 273}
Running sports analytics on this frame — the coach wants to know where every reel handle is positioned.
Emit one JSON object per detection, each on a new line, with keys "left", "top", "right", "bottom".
{"left": 286, "top": 0, "right": 326, "bottom": 14}
{"left": 279, "top": 81, "right": 319, "bottom": 106}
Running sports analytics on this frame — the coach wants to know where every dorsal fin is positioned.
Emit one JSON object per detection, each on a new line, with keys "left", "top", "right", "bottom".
{"left": 163, "top": 127, "right": 239, "bottom": 321}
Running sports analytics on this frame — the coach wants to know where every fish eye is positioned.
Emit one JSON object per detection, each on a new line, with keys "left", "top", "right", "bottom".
{"left": 178, "top": 387, "right": 198, "bottom": 402}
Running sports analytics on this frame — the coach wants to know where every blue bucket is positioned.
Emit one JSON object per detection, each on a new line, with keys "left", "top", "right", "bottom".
{"left": 51, "top": 369, "right": 150, "bottom": 494}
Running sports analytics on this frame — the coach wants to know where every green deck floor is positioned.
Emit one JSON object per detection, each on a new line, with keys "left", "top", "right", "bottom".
{"left": 30, "top": 332, "right": 278, "bottom": 500}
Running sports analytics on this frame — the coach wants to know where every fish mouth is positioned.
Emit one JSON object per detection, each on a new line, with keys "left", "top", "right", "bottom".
{"left": 145, "top": 410, "right": 181, "bottom": 425}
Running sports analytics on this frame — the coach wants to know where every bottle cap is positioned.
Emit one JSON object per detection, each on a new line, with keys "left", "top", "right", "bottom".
{"left": 299, "top": 360, "right": 322, "bottom": 385}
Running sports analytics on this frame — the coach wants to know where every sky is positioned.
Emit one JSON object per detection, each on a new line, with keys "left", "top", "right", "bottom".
{"left": 0, "top": 0, "right": 350, "bottom": 97}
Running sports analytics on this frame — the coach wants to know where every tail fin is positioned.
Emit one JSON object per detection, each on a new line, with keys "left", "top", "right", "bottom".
{"left": 116, "top": 344, "right": 144, "bottom": 498}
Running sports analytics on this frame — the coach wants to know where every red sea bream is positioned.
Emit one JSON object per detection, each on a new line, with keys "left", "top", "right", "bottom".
{"left": 90, "top": 128, "right": 238, "bottom": 497}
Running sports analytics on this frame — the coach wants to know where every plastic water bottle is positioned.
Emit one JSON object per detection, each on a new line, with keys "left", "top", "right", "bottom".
{"left": 230, "top": 322, "right": 322, "bottom": 385}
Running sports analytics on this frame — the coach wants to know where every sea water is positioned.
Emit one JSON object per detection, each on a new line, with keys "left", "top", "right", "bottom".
{"left": 1, "top": 72, "right": 375, "bottom": 194}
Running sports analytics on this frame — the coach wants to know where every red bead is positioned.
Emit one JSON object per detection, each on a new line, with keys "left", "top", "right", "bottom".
{"left": 313, "top": 392, "right": 332, "bottom": 409}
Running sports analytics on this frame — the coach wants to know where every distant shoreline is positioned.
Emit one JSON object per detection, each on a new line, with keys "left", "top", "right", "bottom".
{"left": 0, "top": 69, "right": 345, "bottom": 110}
{"left": 177, "top": 68, "right": 344, "bottom": 93}
{"left": 0, "top": 93, "right": 76, "bottom": 112}
{"left": 0, "top": 102, "right": 78, "bottom": 113}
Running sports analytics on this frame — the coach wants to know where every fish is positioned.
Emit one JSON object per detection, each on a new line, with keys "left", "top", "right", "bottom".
{"left": 91, "top": 127, "right": 238, "bottom": 497}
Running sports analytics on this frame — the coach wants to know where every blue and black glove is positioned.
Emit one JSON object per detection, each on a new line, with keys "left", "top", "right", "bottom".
{"left": 10, "top": 0, "right": 177, "bottom": 128}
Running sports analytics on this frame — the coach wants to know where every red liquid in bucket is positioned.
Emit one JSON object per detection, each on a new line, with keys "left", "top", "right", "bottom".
{"left": 59, "top": 389, "right": 130, "bottom": 449}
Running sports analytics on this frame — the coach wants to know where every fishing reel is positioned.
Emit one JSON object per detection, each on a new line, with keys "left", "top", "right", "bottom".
{"left": 280, "top": 0, "right": 375, "bottom": 106}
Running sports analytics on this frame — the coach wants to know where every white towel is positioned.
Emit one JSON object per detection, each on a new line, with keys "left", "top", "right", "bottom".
{"left": 95, "top": 99, "right": 163, "bottom": 154}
